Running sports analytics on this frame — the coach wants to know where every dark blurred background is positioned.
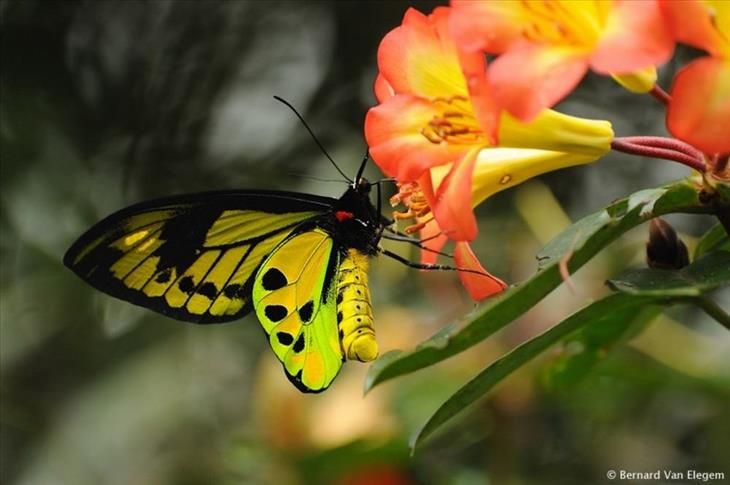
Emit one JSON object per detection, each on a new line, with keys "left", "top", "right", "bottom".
{"left": 2, "top": 1, "right": 728, "bottom": 484}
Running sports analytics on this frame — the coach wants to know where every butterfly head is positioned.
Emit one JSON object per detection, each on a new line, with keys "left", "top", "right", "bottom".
{"left": 353, "top": 176, "right": 372, "bottom": 195}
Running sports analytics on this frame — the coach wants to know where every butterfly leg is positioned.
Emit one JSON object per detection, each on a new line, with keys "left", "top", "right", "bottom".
{"left": 381, "top": 232, "right": 453, "bottom": 258}
{"left": 373, "top": 179, "right": 394, "bottom": 243}
{"left": 376, "top": 177, "right": 382, "bottom": 223}
{"left": 379, "top": 248, "right": 488, "bottom": 276}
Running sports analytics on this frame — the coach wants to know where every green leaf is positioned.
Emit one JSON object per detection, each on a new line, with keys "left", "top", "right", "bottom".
{"left": 365, "top": 179, "right": 707, "bottom": 393}
{"left": 411, "top": 294, "right": 652, "bottom": 450}
{"left": 695, "top": 223, "right": 729, "bottom": 259}
{"left": 607, "top": 250, "right": 730, "bottom": 297}
{"left": 540, "top": 305, "right": 661, "bottom": 391}
{"left": 411, "top": 252, "right": 730, "bottom": 450}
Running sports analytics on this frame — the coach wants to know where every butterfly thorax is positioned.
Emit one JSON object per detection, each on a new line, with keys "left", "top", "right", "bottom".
{"left": 336, "top": 249, "right": 378, "bottom": 362}
{"left": 327, "top": 182, "right": 382, "bottom": 256}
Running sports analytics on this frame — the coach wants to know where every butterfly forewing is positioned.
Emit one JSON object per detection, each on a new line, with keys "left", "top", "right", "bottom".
{"left": 64, "top": 191, "right": 332, "bottom": 323}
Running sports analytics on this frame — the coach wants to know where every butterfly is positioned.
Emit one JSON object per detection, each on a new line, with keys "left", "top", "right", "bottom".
{"left": 64, "top": 160, "right": 397, "bottom": 392}
{"left": 63, "top": 99, "right": 491, "bottom": 393}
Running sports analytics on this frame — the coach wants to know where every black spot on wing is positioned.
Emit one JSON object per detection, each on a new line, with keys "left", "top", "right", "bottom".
{"left": 224, "top": 284, "right": 241, "bottom": 298}
{"left": 276, "top": 332, "right": 294, "bottom": 345}
{"left": 197, "top": 282, "right": 218, "bottom": 299}
{"left": 265, "top": 305, "right": 287, "bottom": 322}
{"left": 153, "top": 207, "right": 222, "bottom": 275}
{"left": 262, "top": 268, "right": 287, "bottom": 291}
{"left": 292, "top": 333, "right": 305, "bottom": 353}
{"left": 337, "top": 311, "right": 343, "bottom": 324}
{"left": 336, "top": 292, "right": 343, "bottom": 305}
{"left": 155, "top": 268, "right": 172, "bottom": 283}
{"left": 178, "top": 275, "right": 195, "bottom": 294}
{"left": 298, "top": 300, "right": 314, "bottom": 322}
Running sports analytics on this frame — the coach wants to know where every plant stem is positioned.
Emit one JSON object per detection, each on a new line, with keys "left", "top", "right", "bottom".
{"left": 715, "top": 206, "right": 730, "bottom": 236}
{"left": 696, "top": 297, "right": 730, "bottom": 331}
{"left": 650, "top": 85, "right": 671, "bottom": 105}
{"left": 611, "top": 137, "right": 707, "bottom": 172}
{"left": 620, "top": 136, "right": 705, "bottom": 161}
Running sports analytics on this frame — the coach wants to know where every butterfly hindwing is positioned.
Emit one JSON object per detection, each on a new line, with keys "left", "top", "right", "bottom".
{"left": 253, "top": 229, "right": 344, "bottom": 392}
{"left": 64, "top": 190, "right": 332, "bottom": 323}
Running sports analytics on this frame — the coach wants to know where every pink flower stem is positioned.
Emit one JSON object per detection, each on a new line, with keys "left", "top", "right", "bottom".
{"left": 620, "top": 136, "right": 706, "bottom": 162}
{"left": 649, "top": 85, "right": 671, "bottom": 105}
{"left": 611, "top": 137, "right": 707, "bottom": 172}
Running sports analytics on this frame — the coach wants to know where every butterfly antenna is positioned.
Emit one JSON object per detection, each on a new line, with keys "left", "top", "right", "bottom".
{"left": 355, "top": 147, "right": 369, "bottom": 183}
{"left": 284, "top": 171, "right": 349, "bottom": 185}
{"left": 273, "top": 96, "right": 352, "bottom": 183}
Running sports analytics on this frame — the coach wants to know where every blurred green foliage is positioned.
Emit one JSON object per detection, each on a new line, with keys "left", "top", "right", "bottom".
{"left": 1, "top": 1, "right": 728, "bottom": 484}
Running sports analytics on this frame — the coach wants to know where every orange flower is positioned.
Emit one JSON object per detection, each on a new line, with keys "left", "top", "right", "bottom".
{"left": 366, "top": 7, "right": 612, "bottom": 241}
{"left": 368, "top": 7, "right": 505, "bottom": 300}
{"left": 367, "top": 7, "right": 498, "bottom": 184}
{"left": 366, "top": 6, "right": 613, "bottom": 300}
{"left": 449, "top": 0, "right": 675, "bottom": 121}
{"left": 660, "top": 0, "right": 730, "bottom": 154}
{"left": 365, "top": 7, "right": 613, "bottom": 241}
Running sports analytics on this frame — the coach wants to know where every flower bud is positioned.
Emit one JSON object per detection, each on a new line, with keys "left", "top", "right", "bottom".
{"left": 646, "top": 218, "right": 689, "bottom": 270}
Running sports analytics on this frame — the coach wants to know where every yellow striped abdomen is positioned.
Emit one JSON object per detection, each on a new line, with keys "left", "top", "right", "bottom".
{"left": 336, "top": 249, "right": 377, "bottom": 362}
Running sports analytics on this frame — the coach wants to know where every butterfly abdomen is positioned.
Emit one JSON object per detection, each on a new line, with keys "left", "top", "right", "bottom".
{"left": 336, "top": 249, "right": 378, "bottom": 362}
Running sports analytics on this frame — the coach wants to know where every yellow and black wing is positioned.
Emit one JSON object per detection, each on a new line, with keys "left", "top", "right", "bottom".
{"left": 64, "top": 190, "right": 334, "bottom": 323}
{"left": 252, "top": 229, "right": 344, "bottom": 392}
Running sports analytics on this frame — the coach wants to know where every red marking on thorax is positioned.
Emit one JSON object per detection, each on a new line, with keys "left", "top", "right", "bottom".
{"left": 335, "top": 210, "right": 354, "bottom": 222}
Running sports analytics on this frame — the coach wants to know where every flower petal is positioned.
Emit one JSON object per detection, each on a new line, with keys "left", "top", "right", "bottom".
{"left": 660, "top": 0, "right": 729, "bottom": 58}
{"left": 667, "top": 57, "right": 730, "bottom": 154}
{"left": 590, "top": 0, "right": 674, "bottom": 74}
{"left": 498, "top": 110, "right": 613, "bottom": 157}
{"left": 458, "top": 46, "right": 499, "bottom": 145}
{"left": 374, "top": 73, "right": 394, "bottom": 103}
{"left": 489, "top": 43, "right": 589, "bottom": 121}
{"left": 454, "top": 242, "right": 507, "bottom": 301}
{"left": 449, "top": 0, "right": 526, "bottom": 53}
{"left": 432, "top": 148, "right": 481, "bottom": 241}
{"left": 419, "top": 219, "right": 449, "bottom": 266}
{"left": 469, "top": 148, "right": 599, "bottom": 208}
{"left": 612, "top": 66, "right": 657, "bottom": 93}
{"left": 378, "top": 7, "right": 468, "bottom": 98}
{"left": 365, "top": 95, "right": 469, "bottom": 181}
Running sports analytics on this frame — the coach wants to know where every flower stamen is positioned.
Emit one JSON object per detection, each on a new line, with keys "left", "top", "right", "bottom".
{"left": 390, "top": 182, "right": 433, "bottom": 233}
{"left": 421, "top": 111, "right": 484, "bottom": 145}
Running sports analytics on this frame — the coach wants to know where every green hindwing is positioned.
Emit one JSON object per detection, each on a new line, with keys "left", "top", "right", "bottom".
{"left": 252, "top": 229, "right": 344, "bottom": 392}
